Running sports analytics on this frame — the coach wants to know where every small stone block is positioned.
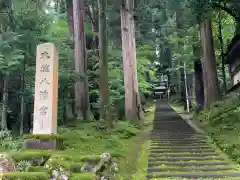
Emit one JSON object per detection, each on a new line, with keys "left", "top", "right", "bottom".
{"left": 23, "top": 139, "right": 56, "bottom": 150}
{"left": 23, "top": 134, "right": 64, "bottom": 150}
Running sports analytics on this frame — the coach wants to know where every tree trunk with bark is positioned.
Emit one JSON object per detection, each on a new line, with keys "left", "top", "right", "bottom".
{"left": 20, "top": 58, "right": 25, "bottom": 135}
{"left": 200, "top": 16, "right": 221, "bottom": 107}
{"left": 98, "top": 0, "right": 110, "bottom": 126}
{"left": 121, "top": 0, "right": 141, "bottom": 122}
{"left": 87, "top": 1, "right": 99, "bottom": 49}
{"left": 218, "top": 13, "right": 227, "bottom": 94}
{"left": 176, "top": 5, "right": 185, "bottom": 105}
{"left": 1, "top": 78, "right": 8, "bottom": 130}
{"left": 194, "top": 60, "right": 204, "bottom": 110}
{"left": 73, "top": 0, "right": 89, "bottom": 120}
{"left": 66, "top": 0, "right": 74, "bottom": 41}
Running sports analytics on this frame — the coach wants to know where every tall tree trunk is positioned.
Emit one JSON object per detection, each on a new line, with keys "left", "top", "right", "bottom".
{"left": 1, "top": 79, "right": 8, "bottom": 130}
{"left": 66, "top": 0, "right": 74, "bottom": 41}
{"left": 73, "top": 0, "right": 89, "bottom": 120}
{"left": 194, "top": 60, "right": 204, "bottom": 110}
{"left": 121, "top": 0, "right": 141, "bottom": 122}
{"left": 20, "top": 59, "right": 25, "bottom": 135}
{"left": 218, "top": 13, "right": 227, "bottom": 94}
{"left": 176, "top": 6, "right": 185, "bottom": 106}
{"left": 200, "top": 17, "right": 221, "bottom": 107}
{"left": 98, "top": 0, "right": 110, "bottom": 125}
{"left": 87, "top": 2, "right": 99, "bottom": 49}
{"left": 129, "top": 5, "right": 142, "bottom": 120}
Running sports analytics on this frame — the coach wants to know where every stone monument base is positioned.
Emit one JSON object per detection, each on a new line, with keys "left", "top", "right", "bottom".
{"left": 23, "top": 139, "right": 57, "bottom": 150}
{"left": 23, "top": 134, "right": 64, "bottom": 150}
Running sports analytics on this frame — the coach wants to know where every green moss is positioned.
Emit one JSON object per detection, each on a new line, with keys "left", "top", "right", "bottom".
{"left": 49, "top": 154, "right": 73, "bottom": 161}
{"left": 125, "top": 105, "right": 155, "bottom": 180}
{"left": 79, "top": 155, "right": 100, "bottom": 163}
{"left": 45, "top": 155, "right": 85, "bottom": 172}
{"left": 109, "top": 150, "right": 124, "bottom": 158}
{"left": 27, "top": 166, "right": 48, "bottom": 172}
{"left": 23, "top": 134, "right": 64, "bottom": 141}
{"left": 114, "top": 121, "right": 140, "bottom": 139}
{"left": 0, "top": 104, "right": 155, "bottom": 179}
{"left": 2, "top": 172, "right": 49, "bottom": 180}
{"left": 46, "top": 159, "right": 83, "bottom": 172}
{"left": 70, "top": 173, "right": 96, "bottom": 180}
{"left": 10, "top": 150, "right": 53, "bottom": 162}
{"left": 132, "top": 140, "right": 151, "bottom": 180}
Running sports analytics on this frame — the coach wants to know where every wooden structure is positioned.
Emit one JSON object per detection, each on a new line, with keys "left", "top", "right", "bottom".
{"left": 226, "top": 35, "right": 240, "bottom": 91}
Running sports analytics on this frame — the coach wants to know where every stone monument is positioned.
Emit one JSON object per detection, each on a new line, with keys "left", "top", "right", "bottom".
{"left": 33, "top": 43, "right": 58, "bottom": 134}
{"left": 24, "top": 43, "right": 59, "bottom": 150}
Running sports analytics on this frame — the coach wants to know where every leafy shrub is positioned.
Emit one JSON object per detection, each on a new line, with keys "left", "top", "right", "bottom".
{"left": 0, "top": 130, "right": 22, "bottom": 150}
{"left": 114, "top": 121, "right": 139, "bottom": 139}
{"left": 17, "top": 160, "right": 32, "bottom": 172}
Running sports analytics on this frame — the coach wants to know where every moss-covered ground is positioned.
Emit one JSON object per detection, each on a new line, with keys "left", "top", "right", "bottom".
{"left": 0, "top": 104, "right": 156, "bottom": 179}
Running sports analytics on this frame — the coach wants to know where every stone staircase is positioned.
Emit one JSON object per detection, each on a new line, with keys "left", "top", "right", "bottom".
{"left": 147, "top": 100, "right": 240, "bottom": 179}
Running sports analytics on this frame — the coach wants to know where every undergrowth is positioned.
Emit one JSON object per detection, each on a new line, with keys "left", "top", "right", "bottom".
{"left": 194, "top": 92, "right": 240, "bottom": 164}
{"left": 0, "top": 104, "right": 156, "bottom": 179}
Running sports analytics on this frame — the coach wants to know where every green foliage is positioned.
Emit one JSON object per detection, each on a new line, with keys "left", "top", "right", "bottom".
{"left": 113, "top": 121, "right": 139, "bottom": 139}
{"left": 0, "top": 130, "right": 22, "bottom": 150}
{"left": 197, "top": 93, "right": 240, "bottom": 127}
{"left": 16, "top": 160, "right": 32, "bottom": 172}
{"left": 195, "top": 92, "right": 240, "bottom": 163}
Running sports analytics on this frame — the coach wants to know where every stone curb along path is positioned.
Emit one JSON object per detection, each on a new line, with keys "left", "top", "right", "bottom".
{"left": 147, "top": 100, "right": 240, "bottom": 179}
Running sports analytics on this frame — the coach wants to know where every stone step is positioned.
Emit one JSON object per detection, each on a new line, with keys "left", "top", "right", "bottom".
{"left": 151, "top": 138, "right": 207, "bottom": 141}
{"left": 151, "top": 136, "right": 203, "bottom": 138}
{"left": 150, "top": 137, "right": 207, "bottom": 141}
{"left": 148, "top": 166, "right": 233, "bottom": 173}
{"left": 153, "top": 122, "right": 189, "bottom": 124}
{"left": 152, "top": 126, "right": 193, "bottom": 128}
{"left": 150, "top": 146, "right": 212, "bottom": 150}
{"left": 149, "top": 152, "right": 219, "bottom": 157}
{"left": 151, "top": 133, "right": 203, "bottom": 136}
{"left": 151, "top": 139, "right": 207, "bottom": 144}
{"left": 151, "top": 132, "right": 206, "bottom": 138}
{"left": 151, "top": 134, "right": 203, "bottom": 137}
{"left": 152, "top": 125, "right": 193, "bottom": 127}
{"left": 153, "top": 129, "right": 195, "bottom": 132}
{"left": 150, "top": 145, "right": 212, "bottom": 149}
{"left": 151, "top": 134, "right": 205, "bottom": 137}
{"left": 148, "top": 156, "right": 225, "bottom": 162}
{"left": 152, "top": 131, "right": 199, "bottom": 134}
{"left": 146, "top": 172, "right": 240, "bottom": 179}
{"left": 150, "top": 148, "right": 216, "bottom": 153}
{"left": 151, "top": 142, "right": 208, "bottom": 146}
{"left": 148, "top": 161, "right": 229, "bottom": 167}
